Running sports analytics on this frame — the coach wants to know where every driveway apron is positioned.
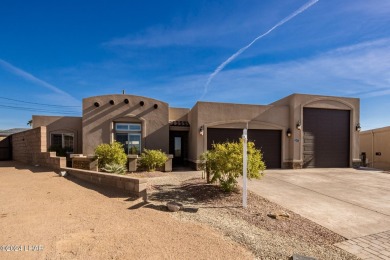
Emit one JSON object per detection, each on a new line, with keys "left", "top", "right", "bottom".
{"left": 240, "top": 168, "right": 390, "bottom": 259}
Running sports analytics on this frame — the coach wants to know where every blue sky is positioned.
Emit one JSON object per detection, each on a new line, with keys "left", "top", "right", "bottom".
{"left": 1, "top": 0, "right": 389, "bottom": 130}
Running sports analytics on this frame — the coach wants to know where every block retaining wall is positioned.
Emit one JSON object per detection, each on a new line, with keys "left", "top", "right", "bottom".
{"left": 62, "top": 167, "right": 147, "bottom": 200}
{"left": 12, "top": 126, "right": 66, "bottom": 169}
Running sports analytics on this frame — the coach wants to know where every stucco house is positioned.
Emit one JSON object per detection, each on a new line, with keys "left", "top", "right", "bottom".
{"left": 31, "top": 93, "right": 361, "bottom": 170}
{"left": 360, "top": 126, "right": 390, "bottom": 171}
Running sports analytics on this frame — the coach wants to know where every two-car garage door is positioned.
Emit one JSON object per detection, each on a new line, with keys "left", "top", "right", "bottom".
{"left": 207, "top": 128, "right": 281, "bottom": 169}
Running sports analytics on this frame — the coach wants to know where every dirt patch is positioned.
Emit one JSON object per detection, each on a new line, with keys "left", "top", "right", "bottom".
{"left": 0, "top": 162, "right": 253, "bottom": 260}
{"left": 147, "top": 177, "right": 359, "bottom": 260}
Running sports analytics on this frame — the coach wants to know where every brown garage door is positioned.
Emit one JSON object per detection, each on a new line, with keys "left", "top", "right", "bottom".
{"left": 303, "top": 108, "right": 350, "bottom": 168}
{"left": 207, "top": 128, "right": 281, "bottom": 168}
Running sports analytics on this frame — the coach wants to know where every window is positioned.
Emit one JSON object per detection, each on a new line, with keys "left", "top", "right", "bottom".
{"left": 174, "top": 137, "right": 181, "bottom": 157}
{"left": 115, "top": 123, "right": 141, "bottom": 131}
{"left": 115, "top": 123, "right": 142, "bottom": 154}
{"left": 50, "top": 133, "right": 74, "bottom": 152}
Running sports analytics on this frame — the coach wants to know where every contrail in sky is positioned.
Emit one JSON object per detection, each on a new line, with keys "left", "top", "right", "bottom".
{"left": 201, "top": 0, "right": 319, "bottom": 100}
{"left": 0, "top": 58, "right": 80, "bottom": 104}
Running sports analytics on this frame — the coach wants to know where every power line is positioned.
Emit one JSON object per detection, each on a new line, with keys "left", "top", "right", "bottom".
{"left": 0, "top": 96, "right": 81, "bottom": 108}
{"left": 0, "top": 104, "right": 81, "bottom": 115}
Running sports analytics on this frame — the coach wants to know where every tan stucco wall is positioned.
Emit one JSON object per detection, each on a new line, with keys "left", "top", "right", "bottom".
{"left": 82, "top": 94, "right": 169, "bottom": 155}
{"left": 188, "top": 102, "right": 288, "bottom": 166}
{"left": 189, "top": 94, "right": 360, "bottom": 168}
{"left": 169, "top": 107, "right": 189, "bottom": 121}
{"left": 360, "top": 126, "right": 390, "bottom": 170}
{"left": 32, "top": 115, "right": 82, "bottom": 153}
{"left": 273, "top": 94, "right": 360, "bottom": 167}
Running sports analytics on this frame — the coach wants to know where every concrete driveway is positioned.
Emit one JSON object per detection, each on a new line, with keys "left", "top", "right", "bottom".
{"left": 242, "top": 168, "right": 390, "bottom": 239}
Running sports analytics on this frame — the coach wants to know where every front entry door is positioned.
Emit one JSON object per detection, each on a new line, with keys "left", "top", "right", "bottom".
{"left": 169, "top": 131, "right": 188, "bottom": 167}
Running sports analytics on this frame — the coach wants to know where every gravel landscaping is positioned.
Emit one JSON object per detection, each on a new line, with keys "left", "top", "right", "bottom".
{"left": 143, "top": 171, "right": 359, "bottom": 260}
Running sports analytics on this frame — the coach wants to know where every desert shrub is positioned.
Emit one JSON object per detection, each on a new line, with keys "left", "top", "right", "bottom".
{"left": 101, "top": 163, "right": 126, "bottom": 174}
{"left": 138, "top": 149, "right": 168, "bottom": 172}
{"left": 200, "top": 139, "right": 266, "bottom": 192}
{"left": 94, "top": 142, "right": 127, "bottom": 169}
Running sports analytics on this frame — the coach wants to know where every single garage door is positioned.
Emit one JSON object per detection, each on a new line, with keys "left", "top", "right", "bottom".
{"left": 303, "top": 108, "right": 350, "bottom": 168}
{"left": 207, "top": 128, "right": 281, "bottom": 168}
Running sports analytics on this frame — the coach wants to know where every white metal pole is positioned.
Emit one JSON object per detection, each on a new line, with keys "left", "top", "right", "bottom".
{"left": 243, "top": 128, "right": 248, "bottom": 208}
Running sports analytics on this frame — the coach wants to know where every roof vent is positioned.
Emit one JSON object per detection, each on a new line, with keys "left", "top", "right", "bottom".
{"left": 154, "top": 104, "right": 158, "bottom": 109}
{"left": 94, "top": 102, "right": 100, "bottom": 107}
{"left": 124, "top": 99, "right": 129, "bottom": 104}
{"left": 109, "top": 100, "right": 115, "bottom": 105}
{"left": 140, "top": 101, "right": 144, "bottom": 106}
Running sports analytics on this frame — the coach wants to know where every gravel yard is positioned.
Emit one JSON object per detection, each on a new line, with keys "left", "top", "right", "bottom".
{"left": 144, "top": 172, "right": 359, "bottom": 260}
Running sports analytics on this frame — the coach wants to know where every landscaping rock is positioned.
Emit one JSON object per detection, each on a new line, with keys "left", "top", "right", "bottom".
{"left": 59, "top": 171, "right": 68, "bottom": 177}
{"left": 267, "top": 211, "right": 290, "bottom": 220}
{"left": 167, "top": 201, "right": 183, "bottom": 212}
{"left": 290, "top": 254, "right": 317, "bottom": 260}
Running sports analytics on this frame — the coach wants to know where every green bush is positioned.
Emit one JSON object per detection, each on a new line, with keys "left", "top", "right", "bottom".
{"left": 138, "top": 149, "right": 168, "bottom": 172}
{"left": 48, "top": 145, "right": 73, "bottom": 157}
{"left": 94, "top": 142, "right": 127, "bottom": 169}
{"left": 200, "top": 139, "right": 266, "bottom": 192}
{"left": 101, "top": 163, "right": 126, "bottom": 174}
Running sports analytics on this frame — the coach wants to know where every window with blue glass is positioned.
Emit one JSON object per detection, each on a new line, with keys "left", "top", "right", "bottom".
{"left": 115, "top": 123, "right": 141, "bottom": 154}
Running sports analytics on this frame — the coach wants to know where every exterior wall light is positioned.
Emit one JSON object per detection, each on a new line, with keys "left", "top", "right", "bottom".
{"left": 94, "top": 102, "right": 100, "bottom": 107}
{"left": 153, "top": 104, "right": 158, "bottom": 109}
{"left": 356, "top": 123, "right": 361, "bottom": 132}
{"left": 140, "top": 101, "right": 144, "bottom": 106}
{"left": 199, "top": 126, "right": 204, "bottom": 136}
{"left": 286, "top": 128, "right": 292, "bottom": 137}
{"left": 296, "top": 120, "right": 302, "bottom": 130}
{"left": 109, "top": 100, "right": 115, "bottom": 105}
{"left": 124, "top": 99, "right": 129, "bottom": 104}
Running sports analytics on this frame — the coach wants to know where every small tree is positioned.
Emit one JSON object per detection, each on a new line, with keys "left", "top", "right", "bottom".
{"left": 138, "top": 149, "right": 168, "bottom": 172}
{"left": 94, "top": 142, "right": 127, "bottom": 169}
{"left": 200, "top": 139, "right": 266, "bottom": 192}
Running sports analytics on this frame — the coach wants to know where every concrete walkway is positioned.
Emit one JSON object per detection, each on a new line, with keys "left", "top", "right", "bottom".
{"left": 335, "top": 230, "right": 390, "bottom": 260}
{"left": 240, "top": 168, "right": 390, "bottom": 259}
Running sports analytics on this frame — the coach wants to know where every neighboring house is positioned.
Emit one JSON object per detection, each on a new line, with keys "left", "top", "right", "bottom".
{"left": 32, "top": 93, "right": 361, "bottom": 170}
{"left": 32, "top": 116, "right": 82, "bottom": 155}
{"left": 360, "top": 126, "right": 390, "bottom": 171}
